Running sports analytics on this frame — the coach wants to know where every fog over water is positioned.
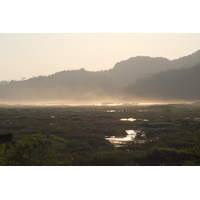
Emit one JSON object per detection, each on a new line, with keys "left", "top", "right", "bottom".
{"left": 0, "top": 100, "right": 193, "bottom": 107}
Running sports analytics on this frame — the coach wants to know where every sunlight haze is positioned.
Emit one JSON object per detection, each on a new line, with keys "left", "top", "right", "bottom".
{"left": 1, "top": 33, "right": 200, "bottom": 81}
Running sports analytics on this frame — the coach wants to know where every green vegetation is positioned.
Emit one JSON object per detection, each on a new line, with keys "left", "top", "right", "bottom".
{"left": 1, "top": 103, "right": 200, "bottom": 165}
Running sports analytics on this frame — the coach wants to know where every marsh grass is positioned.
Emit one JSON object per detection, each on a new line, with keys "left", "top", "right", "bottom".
{"left": 0, "top": 103, "right": 200, "bottom": 165}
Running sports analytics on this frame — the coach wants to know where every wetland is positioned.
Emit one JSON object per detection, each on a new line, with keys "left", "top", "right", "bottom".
{"left": 1, "top": 102, "right": 200, "bottom": 166}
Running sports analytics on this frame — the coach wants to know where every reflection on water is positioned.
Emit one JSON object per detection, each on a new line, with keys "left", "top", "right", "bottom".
{"left": 106, "top": 110, "right": 116, "bottom": 112}
{"left": 137, "top": 110, "right": 148, "bottom": 112}
{"left": 120, "top": 118, "right": 136, "bottom": 121}
{"left": 120, "top": 118, "right": 149, "bottom": 122}
{"left": 142, "top": 119, "right": 149, "bottom": 121}
{"left": 126, "top": 130, "right": 137, "bottom": 136}
{"left": 105, "top": 130, "right": 146, "bottom": 147}
{"left": 95, "top": 103, "right": 124, "bottom": 106}
{"left": 106, "top": 110, "right": 126, "bottom": 112}
{"left": 138, "top": 103, "right": 168, "bottom": 106}
{"left": 194, "top": 118, "right": 200, "bottom": 120}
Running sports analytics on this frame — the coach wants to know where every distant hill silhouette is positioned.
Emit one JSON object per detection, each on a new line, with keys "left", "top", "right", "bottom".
{"left": 108, "top": 56, "right": 170, "bottom": 86}
{"left": 108, "top": 50, "right": 200, "bottom": 87}
{"left": 170, "top": 50, "right": 200, "bottom": 69}
{"left": 1, "top": 50, "right": 200, "bottom": 103}
{"left": 125, "top": 63, "right": 200, "bottom": 101}
{"left": 0, "top": 68, "right": 121, "bottom": 103}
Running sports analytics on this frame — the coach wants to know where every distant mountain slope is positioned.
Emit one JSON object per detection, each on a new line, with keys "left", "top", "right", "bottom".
{"left": 1, "top": 50, "right": 200, "bottom": 103}
{"left": 0, "top": 68, "right": 121, "bottom": 103}
{"left": 108, "top": 50, "right": 200, "bottom": 87}
{"left": 108, "top": 56, "right": 171, "bottom": 86}
{"left": 171, "top": 50, "right": 200, "bottom": 69}
{"left": 0, "top": 81, "right": 8, "bottom": 86}
{"left": 125, "top": 63, "right": 200, "bottom": 101}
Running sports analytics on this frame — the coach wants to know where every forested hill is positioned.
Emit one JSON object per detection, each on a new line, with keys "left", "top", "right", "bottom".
{"left": 108, "top": 56, "right": 171, "bottom": 87}
{"left": 108, "top": 50, "right": 200, "bottom": 87}
{"left": 170, "top": 49, "right": 200, "bottom": 69}
{"left": 0, "top": 68, "right": 121, "bottom": 103}
{"left": 1, "top": 50, "right": 200, "bottom": 103}
{"left": 125, "top": 63, "right": 200, "bottom": 101}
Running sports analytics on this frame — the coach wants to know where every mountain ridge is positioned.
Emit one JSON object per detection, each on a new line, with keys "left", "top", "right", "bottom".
{"left": 1, "top": 50, "right": 200, "bottom": 103}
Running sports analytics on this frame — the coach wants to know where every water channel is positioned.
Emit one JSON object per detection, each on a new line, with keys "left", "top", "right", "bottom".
{"left": 105, "top": 129, "right": 146, "bottom": 147}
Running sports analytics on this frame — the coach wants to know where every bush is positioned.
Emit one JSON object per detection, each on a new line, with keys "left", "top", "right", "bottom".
{"left": 145, "top": 147, "right": 192, "bottom": 166}
{"left": 1, "top": 133, "right": 71, "bottom": 166}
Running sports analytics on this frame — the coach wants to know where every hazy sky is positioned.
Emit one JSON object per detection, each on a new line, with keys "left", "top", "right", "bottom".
{"left": 1, "top": 33, "right": 200, "bottom": 81}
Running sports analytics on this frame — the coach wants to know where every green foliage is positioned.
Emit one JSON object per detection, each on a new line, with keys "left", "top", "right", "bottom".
{"left": 0, "top": 144, "right": 5, "bottom": 155}
{"left": 144, "top": 147, "right": 192, "bottom": 166}
{"left": 195, "top": 129, "right": 200, "bottom": 144}
{"left": 0, "top": 103, "right": 200, "bottom": 165}
{"left": 140, "top": 121, "right": 173, "bottom": 128}
{"left": 1, "top": 133, "right": 70, "bottom": 166}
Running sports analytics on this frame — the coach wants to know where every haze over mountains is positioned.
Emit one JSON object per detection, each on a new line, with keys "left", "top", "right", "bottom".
{"left": 1, "top": 50, "right": 200, "bottom": 104}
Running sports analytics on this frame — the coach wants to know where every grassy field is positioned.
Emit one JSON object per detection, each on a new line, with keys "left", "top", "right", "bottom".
{"left": 1, "top": 102, "right": 200, "bottom": 165}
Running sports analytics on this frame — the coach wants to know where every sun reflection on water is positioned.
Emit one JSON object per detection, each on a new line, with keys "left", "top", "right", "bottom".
{"left": 105, "top": 129, "right": 141, "bottom": 147}
{"left": 120, "top": 118, "right": 137, "bottom": 121}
